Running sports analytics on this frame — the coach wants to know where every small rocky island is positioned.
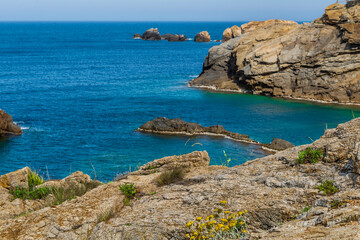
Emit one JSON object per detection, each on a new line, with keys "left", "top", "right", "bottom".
{"left": 0, "top": 109, "right": 22, "bottom": 136}
{"left": 138, "top": 117, "right": 294, "bottom": 151}
{"left": 133, "top": 28, "right": 188, "bottom": 42}
{"left": 190, "top": 2, "right": 360, "bottom": 104}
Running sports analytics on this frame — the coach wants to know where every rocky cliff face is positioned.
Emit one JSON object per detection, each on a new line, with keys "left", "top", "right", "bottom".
{"left": 190, "top": 2, "right": 360, "bottom": 104}
{"left": 0, "top": 109, "right": 22, "bottom": 136}
{"left": 1, "top": 118, "right": 360, "bottom": 239}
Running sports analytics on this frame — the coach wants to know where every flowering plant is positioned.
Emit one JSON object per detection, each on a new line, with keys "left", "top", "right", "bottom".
{"left": 185, "top": 200, "right": 248, "bottom": 239}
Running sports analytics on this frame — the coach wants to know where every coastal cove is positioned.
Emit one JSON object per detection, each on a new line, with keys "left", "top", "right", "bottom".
{"left": 1, "top": 22, "right": 360, "bottom": 182}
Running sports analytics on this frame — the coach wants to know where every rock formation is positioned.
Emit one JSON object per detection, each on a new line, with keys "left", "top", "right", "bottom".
{"left": 222, "top": 25, "right": 242, "bottom": 42}
{"left": 141, "top": 28, "right": 161, "bottom": 40}
{"left": 132, "top": 33, "right": 141, "bottom": 39}
{"left": 190, "top": 2, "right": 360, "bottom": 104}
{"left": 194, "top": 31, "right": 211, "bottom": 42}
{"left": 0, "top": 109, "right": 22, "bottom": 136}
{"left": 161, "top": 33, "right": 187, "bottom": 41}
{"left": 138, "top": 117, "right": 294, "bottom": 152}
{"left": 1, "top": 118, "right": 360, "bottom": 239}
{"left": 222, "top": 20, "right": 298, "bottom": 42}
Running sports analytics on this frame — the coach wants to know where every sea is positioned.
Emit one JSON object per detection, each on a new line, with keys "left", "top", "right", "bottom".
{"left": 0, "top": 22, "right": 359, "bottom": 181}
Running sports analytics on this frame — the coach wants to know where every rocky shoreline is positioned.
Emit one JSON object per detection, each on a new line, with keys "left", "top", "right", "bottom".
{"left": 190, "top": 2, "right": 360, "bottom": 105}
{"left": 1, "top": 117, "right": 360, "bottom": 239}
{"left": 137, "top": 117, "right": 294, "bottom": 152}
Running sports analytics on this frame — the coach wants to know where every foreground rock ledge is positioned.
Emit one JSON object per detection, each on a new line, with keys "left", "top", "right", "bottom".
{"left": 1, "top": 118, "right": 360, "bottom": 239}
{"left": 137, "top": 117, "right": 294, "bottom": 151}
{"left": 0, "top": 109, "right": 22, "bottom": 136}
{"left": 190, "top": 2, "right": 360, "bottom": 104}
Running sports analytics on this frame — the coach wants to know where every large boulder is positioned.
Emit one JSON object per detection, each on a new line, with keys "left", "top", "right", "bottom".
{"left": 190, "top": 2, "right": 360, "bottom": 104}
{"left": 222, "top": 25, "right": 242, "bottom": 42}
{"left": 141, "top": 28, "right": 161, "bottom": 40}
{"left": 0, "top": 167, "right": 30, "bottom": 189}
{"left": 0, "top": 109, "right": 22, "bottom": 136}
{"left": 264, "top": 138, "right": 295, "bottom": 151}
{"left": 194, "top": 31, "right": 211, "bottom": 42}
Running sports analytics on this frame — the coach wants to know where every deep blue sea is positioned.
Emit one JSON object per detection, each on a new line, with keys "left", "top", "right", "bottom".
{"left": 1, "top": 22, "right": 359, "bottom": 181}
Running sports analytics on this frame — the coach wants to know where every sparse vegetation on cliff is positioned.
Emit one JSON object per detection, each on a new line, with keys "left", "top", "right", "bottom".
{"left": 317, "top": 180, "right": 339, "bottom": 196}
{"left": 156, "top": 167, "right": 185, "bottom": 186}
{"left": 297, "top": 147, "right": 324, "bottom": 164}
{"left": 119, "top": 182, "right": 137, "bottom": 205}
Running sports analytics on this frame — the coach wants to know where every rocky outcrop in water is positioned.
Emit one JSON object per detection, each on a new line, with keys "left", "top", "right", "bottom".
{"left": 190, "top": 2, "right": 360, "bottom": 104}
{"left": 141, "top": 28, "right": 161, "bottom": 40}
{"left": 194, "top": 31, "right": 211, "bottom": 42}
{"left": 161, "top": 33, "right": 187, "bottom": 41}
{"left": 137, "top": 117, "right": 294, "bottom": 151}
{"left": 1, "top": 118, "right": 360, "bottom": 239}
{"left": 0, "top": 109, "right": 22, "bottom": 136}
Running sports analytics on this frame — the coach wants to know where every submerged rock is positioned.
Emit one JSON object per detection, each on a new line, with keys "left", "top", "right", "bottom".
{"left": 190, "top": 2, "right": 360, "bottom": 104}
{"left": 194, "top": 31, "right": 211, "bottom": 42}
{"left": 0, "top": 109, "right": 22, "bottom": 136}
{"left": 141, "top": 28, "right": 161, "bottom": 40}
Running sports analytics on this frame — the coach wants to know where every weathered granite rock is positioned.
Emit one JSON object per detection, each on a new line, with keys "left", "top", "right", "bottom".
{"left": 0, "top": 167, "right": 30, "bottom": 189}
{"left": 132, "top": 33, "right": 141, "bottom": 39}
{"left": 0, "top": 109, "right": 22, "bottom": 136}
{"left": 190, "top": 2, "right": 360, "bottom": 104}
{"left": 161, "top": 33, "right": 187, "bottom": 41}
{"left": 265, "top": 138, "right": 295, "bottom": 151}
{"left": 222, "top": 20, "right": 297, "bottom": 42}
{"left": 222, "top": 25, "right": 242, "bottom": 42}
{"left": 141, "top": 28, "right": 161, "bottom": 40}
{"left": 1, "top": 118, "right": 360, "bottom": 239}
{"left": 194, "top": 31, "right": 211, "bottom": 42}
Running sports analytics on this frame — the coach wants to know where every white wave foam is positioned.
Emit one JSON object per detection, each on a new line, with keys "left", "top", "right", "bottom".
{"left": 187, "top": 38, "right": 193, "bottom": 41}
{"left": 189, "top": 75, "right": 199, "bottom": 78}
{"left": 20, "top": 126, "right": 30, "bottom": 130}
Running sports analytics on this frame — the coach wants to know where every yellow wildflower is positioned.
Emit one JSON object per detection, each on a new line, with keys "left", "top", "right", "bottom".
{"left": 186, "top": 221, "right": 193, "bottom": 228}
{"left": 220, "top": 200, "right": 227, "bottom": 205}
{"left": 185, "top": 234, "right": 190, "bottom": 238}
{"left": 220, "top": 218, "right": 228, "bottom": 223}
{"left": 224, "top": 210, "right": 230, "bottom": 214}
{"left": 223, "top": 226, "right": 229, "bottom": 231}
{"left": 242, "top": 230, "right": 247, "bottom": 233}
{"left": 239, "top": 221, "right": 245, "bottom": 225}
{"left": 196, "top": 217, "right": 202, "bottom": 221}
{"left": 244, "top": 210, "right": 248, "bottom": 213}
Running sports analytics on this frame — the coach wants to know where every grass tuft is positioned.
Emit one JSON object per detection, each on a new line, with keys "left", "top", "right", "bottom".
{"left": 119, "top": 183, "right": 137, "bottom": 206}
{"left": 156, "top": 167, "right": 185, "bottom": 186}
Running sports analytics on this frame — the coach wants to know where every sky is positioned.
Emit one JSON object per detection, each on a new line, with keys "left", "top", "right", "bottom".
{"left": 0, "top": 0, "right": 336, "bottom": 22}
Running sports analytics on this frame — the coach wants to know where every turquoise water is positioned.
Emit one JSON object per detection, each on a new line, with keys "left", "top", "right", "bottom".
{"left": 0, "top": 22, "right": 359, "bottom": 181}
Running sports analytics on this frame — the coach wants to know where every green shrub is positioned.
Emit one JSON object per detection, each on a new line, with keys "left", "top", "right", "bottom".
{"left": 10, "top": 186, "right": 51, "bottom": 200}
{"left": 301, "top": 204, "right": 311, "bottom": 213}
{"left": 297, "top": 147, "right": 324, "bottom": 164}
{"left": 330, "top": 200, "right": 346, "bottom": 209}
{"left": 317, "top": 180, "right": 339, "bottom": 196}
{"left": 119, "top": 183, "right": 136, "bottom": 205}
{"left": 156, "top": 167, "right": 185, "bottom": 186}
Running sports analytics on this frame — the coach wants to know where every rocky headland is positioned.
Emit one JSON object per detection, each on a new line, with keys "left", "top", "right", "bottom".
{"left": 189, "top": 2, "right": 360, "bottom": 104}
{"left": 1, "top": 117, "right": 360, "bottom": 239}
{"left": 0, "top": 109, "right": 22, "bottom": 136}
{"left": 137, "top": 117, "right": 294, "bottom": 152}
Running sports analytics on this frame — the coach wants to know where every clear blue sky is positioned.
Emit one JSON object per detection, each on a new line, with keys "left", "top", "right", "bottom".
{"left": 0, "top": 0, "right": 336, "bottom": 22}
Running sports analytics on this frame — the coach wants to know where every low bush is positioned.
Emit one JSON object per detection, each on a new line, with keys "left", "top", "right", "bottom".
{"left": 28, "top": 170, "right": 44, "bottom": 190}
{"left": 297, "top": 147, "right": 324, "bottom": 164}
{"left": 317, "top": 180, "right": 339, "bottom": 196}
{"left": 119, "top": 183, "right": 136, "bottom": 205}
{"left": 10, "top": 186, "right": 51, "bottom": 200}
{"left": 185, "top": 200, "right": 248, "bottom": 239}
{"left": 156, "top": 167, "right": 185, "bottom": 186}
